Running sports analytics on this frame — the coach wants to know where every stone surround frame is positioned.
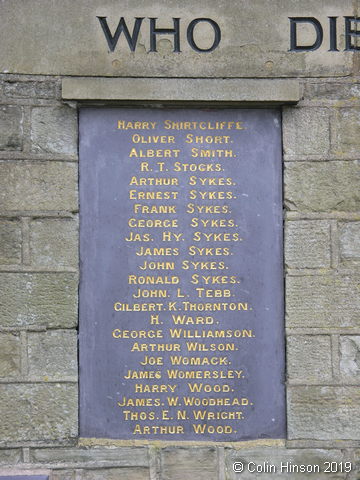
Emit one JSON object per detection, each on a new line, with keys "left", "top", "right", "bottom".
{"left": 0, "top": 74, "right": 359, "bottom": 479}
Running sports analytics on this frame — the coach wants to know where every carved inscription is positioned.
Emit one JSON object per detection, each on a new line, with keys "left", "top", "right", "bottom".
{"left": 79, "top": 108, "right": 285, "bottom": 441}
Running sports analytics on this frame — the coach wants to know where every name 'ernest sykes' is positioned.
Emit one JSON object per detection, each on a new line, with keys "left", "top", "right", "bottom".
{"left": 117, "top": 120, "right": 244, "bottom": 130}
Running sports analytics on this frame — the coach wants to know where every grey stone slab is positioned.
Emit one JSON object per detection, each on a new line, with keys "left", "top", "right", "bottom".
{"left": 339, "top": 336, "right": 360, "bottom": 380}
{"left": 0, "top": 106, "right": 23, "bottom": 151}
{"left": 62, "top": 78, "right": 300, "bottom": 103}
{"left": 332, "top": 108, "right": 360, "bottom": 157}
{"left": 285, "top": 220, "right": 331, "bottom": 269}
{"left": 286, "top": 275, "right": 360, "bottom": 329}
{"left": 30, "top": 218, "right": 78, "bottom": 268}
{"left": 304, "top": 82, "right": 360, "bottom": 103}
{"left": 352, "top": 450, "right": 360, "bottom": 477}
{"left": 81, "top": 469, "right": 149, "bottom": 480}
{"left": 51, "top": 472, "right": 74, "bottom": 480}
{"left": 161, "top": 447, "right": 217, "bottom": 480}
{"left": 0, "top": 333, "right": 21, "bottom": 378}
{"left": 30, "top": 447, "right": 148, "bottom": 466}
{"left": 4, "top": 81, "right": 57, "bottom": 99}
{"left": 0, "top": 450, "right": 22, "bottom": 465}
{"left": 0, "top": 0, "right": 354, "bottom": 77}
{"left": 288, "top": 386, "right": 360, "bottom": 440}
{"left": 0, "top": 220, "right": 22, "bottom": 265}
{"left": 0, "top": 384, "right": 77, "bottom": 442}
{"left": 339, "top": 222, "right": 360, "bottom": 261}
{"left": 27, "top": 330, "right": 78, "bottom": 378}
{"left": 283, "top": 107, "right": 330, "bottom": 156}
{"left": 0, "top": 273, "right": 78, "bottom": 328}
{"left": 0, "top": 477, "right": 48, "bottom": 480}
{"left": 285, "top": 162, "right": 360, "bottom": 212}
{"left": 287, "top": 335, "right": 332, "bottom": 382}
{"left": 31, "top": 107, "right": 77, "bottom": 155}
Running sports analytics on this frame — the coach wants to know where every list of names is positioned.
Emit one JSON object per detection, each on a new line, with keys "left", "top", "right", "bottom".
{"left": 79, "top": 108, "right": 286, "bottom": 441}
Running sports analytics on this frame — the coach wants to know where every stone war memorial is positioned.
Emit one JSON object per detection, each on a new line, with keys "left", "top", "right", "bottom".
{"left": 0, "top": 1, "right": 359, "bottom": 479}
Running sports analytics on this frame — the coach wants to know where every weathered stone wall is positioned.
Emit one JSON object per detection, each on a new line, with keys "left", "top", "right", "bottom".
{"left": 0, "top": 73, "right": 359, "bottom": 480}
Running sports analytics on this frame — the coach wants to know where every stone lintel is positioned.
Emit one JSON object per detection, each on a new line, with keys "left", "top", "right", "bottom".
{"left": 62, "top": 78, "right": 300, "bottom": 104}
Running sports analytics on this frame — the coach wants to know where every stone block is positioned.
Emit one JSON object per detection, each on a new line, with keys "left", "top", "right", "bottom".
{"left": 0, "top": 106, "right": 23, "bottom": 150}
{"left": 31, "top": 107, "right": 77, "bottom": 155}
{"left": 0, "top": 333, "right": 21, "bottom": 378}
{"left": 81, "top": 468, "right": 149, "bottom": 480}
{"left": 285, "top": 162, "right": 360, "bottom": 212}
{"left": 0, "top": 162, "right": 78, "bottom": 211}
{"left": 4, "top": 81, "right": 57, "bottom": 99}
{"left": 161, "top": 447, "right": 217, "bottom": 480}
{"left": 340, "top": 336, "right": 360, "bottom": 381}
{"left": 339, "top": 222, "right": 360, "bottom": 262}
{"left": 286, "top": 275, "right": 360, "bottom": 329}
{"left": 51, "top": 471, "right": 75, "bottom": 480}
{"left": 30, "top": 218, "right": 78, "bottom": 268}
{"left": 62, "top": 78, "right": 300, "bottom": 103}
{"left": 304, "top": 82, "right": 360, "bottom": 102}
{"left": 225, "top": 447, "right": 346, "bottom": 480}
{"left": 0, "top": 273, "right": 77, "bottom": 328}
{"left": 0, "top": 475, "right": 49, "bottom": 480}
{"left": 287, "top": 335, "right": 332, "bottom": 382}
{"left": 288, "top": 386, "right": 360, "bottom": 440}
{"left": 27, "top": 331, "right": 77, "bottom": 378}
{"left": 0, "top": 220, "right": 22, "bottom": 264}
{"left": 352, "top": 451, "right": 359, "bottom": 478}
{"left": 0, "top": 449, "right": 22, "bottom": 465}
{"left": 283, "top": 108, "right": 329, "bottom": 155}
{"left": 332, "top": 109, "right": 360, "bottom": 156}
{"left": 0, "top": 384, "right": 78, "bottom": 442}
{"left": 30, "top": 447, "right": 148, "bottom": 466}
{"left": 285, "top": 221, "right": 331, "bottom": 269}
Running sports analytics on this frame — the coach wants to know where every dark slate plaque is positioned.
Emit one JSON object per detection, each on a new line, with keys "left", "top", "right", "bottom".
{"left": 79, "top": 108, "right": 285, "bottom": 441}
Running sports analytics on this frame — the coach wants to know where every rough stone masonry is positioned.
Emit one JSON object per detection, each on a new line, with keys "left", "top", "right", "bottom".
{"left": 0, "top": 0, "right": 359, "bottom": 479}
